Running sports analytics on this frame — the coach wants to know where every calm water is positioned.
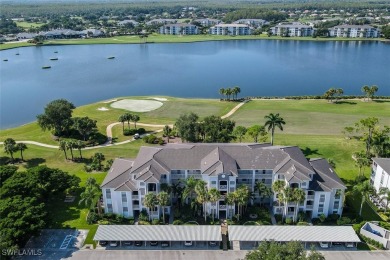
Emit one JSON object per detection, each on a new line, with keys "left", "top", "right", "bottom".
{"left": 1, "top": 40, "right": 389, "bottom": 129}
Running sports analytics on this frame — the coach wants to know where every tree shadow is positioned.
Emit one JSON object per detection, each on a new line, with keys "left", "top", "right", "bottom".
{"left": 0, "top": 156, "right": 10, "bottom": 166}
{"left": 301, "top": 147, "right": 321, "bottom": 157}
{"left": 25, "top": 158, "right": 46, "bottom": 168}
{"left": 373, "top": 100, "right": 390, "bottom": 103}
{"left": 335, "top": 101, "right": 357, "bottom": 105}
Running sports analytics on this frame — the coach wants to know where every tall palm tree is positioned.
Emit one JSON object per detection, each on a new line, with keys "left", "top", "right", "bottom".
{"left": 353, "top": 180, "right": 375, "bottom": 216}
{"left": 16, "top": 142, "right": 27, "bottom": 161}
{"left": 208, "top": 188, "right": 221, "bottom": 221}
{"left": 118, "top": 115, "right": 127, "bottom": 134}
{"left": 379, "top": 187, "right": 390, "bottom": 213}
{"left": 292, "top": 188, "right": 306, "bottom": 222}
{"left": 75, "top": 140, "right": 85, "bottom": 159}
{"left": 182, "top": 176, "right": 198, "bottom": 205}
{"left": 233, "top": 86, "right": 241, "bottom": 100}
{"left": 272, "top": 180, "right": 285, "bottom": 215}
{"left": 225, "top": 88, "right": 232, "bottom": 101}
{"left": 195, "top": 180, "right": 209, "bottom": 222}
{"left": 236, "top": 185, "right": 249, "bottom": 221}
{"left": 3, "top": 138, "right": 16, "bottom": 163}
{"left": 66, "top": 140, "right": 75, "bottom": 161}
{"left": 163, "top": 125, "right": 172, "bottom": 143}
{"left": 144, "top": 192, "right": 158, "bottom": 221}
{"left": 124, "top": 113, "right": 133, "bottom": 129}
{"left": 59, "top": 139, "right": 68, "bottom": 160}
{"left": 225, "top": 192, "right": 236, "bottom": 219}
{"left": 157, "top": 191, "right": 170, "bottom": 223}
{"left": 219, "top": 88, "right": 225, "bottom": 100}
{"left": 283, "top": 187, "right": 295, "bottom": 218}
{"left": 79, "top": 186, "right": 102, "bottom": 215}
{"left": 92, "top": 153, "right": 105, "bottom": 171}
{"left": 264, "top": 113, "right": 286, "bottom": 145}
{"left": 85, "top": 177, "right": 98, "bottom": 190}
{"left": 255, "top": 181, "right": 272, "bottom": 206}
{"left": 132, "top": 115, "right": 140, "bottom": 129}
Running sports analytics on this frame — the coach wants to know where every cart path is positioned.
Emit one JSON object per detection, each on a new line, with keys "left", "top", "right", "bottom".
{"left": 0, "top": 100, "right": 248, "bottom": 149}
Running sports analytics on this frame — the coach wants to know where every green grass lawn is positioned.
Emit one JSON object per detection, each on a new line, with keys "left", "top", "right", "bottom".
{"left": 1, "top": 34, "right": 384, "bottom": 51}
{"left": 230, "top": 99, "right": 390, "bottom": 135}
{"left": 15, "top": 21, "right": 46, "bottom": 29}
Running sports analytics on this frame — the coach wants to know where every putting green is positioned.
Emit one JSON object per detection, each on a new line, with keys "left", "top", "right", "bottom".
{"left": 110, "top": 99, "right": 163, "bottom": 112}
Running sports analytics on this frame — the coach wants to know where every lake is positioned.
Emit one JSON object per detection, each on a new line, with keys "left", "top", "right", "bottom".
{"left": 1, "top": 40, "right": 389, "bottom": 129}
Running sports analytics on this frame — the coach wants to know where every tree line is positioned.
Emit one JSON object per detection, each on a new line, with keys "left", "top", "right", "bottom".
{"left": 219, "top": 86, "right": 241, "bottom": 101}
{"left": 0, "top": 165, "right": 80, "bottom": 252}
{"left": 324, "top": 85, "right": 379, "bottom": 103}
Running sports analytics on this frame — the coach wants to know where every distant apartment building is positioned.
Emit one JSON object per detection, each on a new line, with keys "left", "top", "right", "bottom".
{"left": 270, "top": 23, "right": 314, "bottom": 37}
{"left": 101, "top": 143, "right": 346, "bottom": 221}
{"left": 159, "top": 24, "right": 199, "bottom": 35}
{"left": 209, "top": 24, "right": 252, "bottom": 35}
{"left": 146, "top": 19, "right": 177, "bottom": 26}
{"left": 194, "top": 18, "right": 221, "bottom": 27}
{"left": 16, "top": 32, "right": 37, "bottom": 40}
{"left": 328, "top": 25, "right": 380, "bottom": 38}
{"left": 233, "top": 19, "right": 269, "bottom": 28}
{"left": 117, "top": 20, "right": 139, "bottom": 27}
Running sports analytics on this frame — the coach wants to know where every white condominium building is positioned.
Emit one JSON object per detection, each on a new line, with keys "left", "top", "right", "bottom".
{"left": 159, "top": 24, "right": 199, "bottom": 35}
{"left": 233, "top": 19, "right": 269, "bottom": 28}
{"left": 101, "top": 143, "right": 346, "bottom": 220}
{"left": 209, "top": 24, "right": 252, "bottom": 35}
{"left": 328, "top": 25, "right": 380, "bottom": 38}
{"left": 270, "top": 23, "right": 314, "bottom": 37}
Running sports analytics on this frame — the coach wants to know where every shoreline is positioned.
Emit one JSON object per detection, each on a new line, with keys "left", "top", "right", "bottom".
{"left": 1, "top": 35, "right": 388, "bottom": 51}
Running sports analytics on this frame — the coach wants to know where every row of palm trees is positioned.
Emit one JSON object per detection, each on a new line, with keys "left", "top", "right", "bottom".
{"left": 59, "top": 139, "right": 86, "bottom": 160}
{"left": 272, "top": 180, "right": 306, "bottom": 222}
{"left": 118, "top": 113, "right": 140, "bottom": 133}
{"left": 144, "top": 191, "right": 170, "bottom": 222}
{"left": 219, "top": 86, "right": 241, "bottom": 101}
{"left": 3, "top": 138, "right": 28, "bottom": 162}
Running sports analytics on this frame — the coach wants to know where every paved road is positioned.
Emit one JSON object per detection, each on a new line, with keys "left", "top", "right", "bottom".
{"left": 65, "top": 249, "right": 390, "bottom": 260}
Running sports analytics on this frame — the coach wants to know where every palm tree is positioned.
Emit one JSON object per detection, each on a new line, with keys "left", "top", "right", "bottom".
{"left": 233, "top": 126, "right": 247, "bottom": 142}
{"left": 225, "top": 192, "right": 236, "bottom": 219}
{"left": 353, "top": 151, "right": 371, "bottom": 177}
{"left": 79, "top": 186, "right": 102, "bottom": 215}
{"left": 195, "top": 180, "right": 209, "bottom": 222}
{"left": 379, "top": 187, "right": 390, "bottom": 213}
{"left": 132, "top": 115, "right": 140, "bottom": 129}
{"left": 59, "top": 139, "right": 68, "bottom": 160}
{"left": 292, "top": 188, "right": 306, "bottom": 222}
{"left": 283, "top": 187, "right": 294, "bottom": 219}
{"left": 118, "top": 115, "right": 127, "bottom": 134}
{"left": 157, "top": 191, "right": 170, "bottom": 224}
{"left": 264, "top": 113, "right": 286, "bottom": 145}
{"left": 208, "top": 188, "right": 221, "bottom": 221}
{"left": 255, "top": 181, "right": 272, "bottom": 206}
{"left": 85, "top": 177, "right": 98, "bottom": 190}
{"left": 163, "top": 125, "right": 172, "bottom": 143}
{"left": 66, "top": 140, "right": 75, "bottom": 161}
{"left": 182, "top": 176, "right": 198, "bottom": 205}
{"left": 92, "top": 153, "right": 105, "bottom": 171}
{"left": 236, "top": 185, "right": 249, "bottom": 221}
{"left": 124, "top": 113, "right": 133, "bottom": 129}
{"left": 225, "top": 88, "right": 232, "bottom": 101}
{"left": 16, "top": 142, "right": 27, "bottom": 161}
{"left": 3, "top": 138, "right": 16, "bottom": 163}
{"left": 144, "top": 192, "right": 158, "bottom": 221}
{"left": 362, "top": 85, "right": 379, "bottom": 101}
{"left": 353, "top": 180, "right": 375, "bottom": 216}
{"left": 219, "top": 88, "right": 225, "bottom": 100}
{"left": 336, "top": 88, "right": 344, "bottom": 103}
{"left": 272, "top": 180, "right": 285, "bottom": 215}
{"left": 233, "top": 86, "right": 241, "bottom": 100}
{"left": 75, "top": 140, "right": 85, "bottom": 159}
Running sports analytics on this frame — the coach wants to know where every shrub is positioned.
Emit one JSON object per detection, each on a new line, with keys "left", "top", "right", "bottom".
{"left": 138, "top": 220, "right": 151, "bottom": 225}
{"left": 152, "top": 219, "right": 160, "bottom": 225}
{"left": 144, "top": 134, "right": 157, "bottom": 144}
{"left": 285, "top": 217, "right": 293, "bottom": 225}
{"left": 158, "top": 137, "right": 165, "bottom": 145}
{"left": 87, "top": 212, "right": 98, "bottom": 224}
{"left": 115, "top": 214, "right": 125, "bottom": 223}
{"left": 337, "top": 217, "right": 351, "bottom": 225}
{"left": 297, "top": 222, "right": 310, "bottom": 226}
{"left": 274, "top": 214, "right": 282, "bottom": 223}
{"left": 173, "top": 220, "right": 184, "bottom": 225}
{"left": 137, "top": 128, "right": 146, "bottom": 134}
{"left": 97, "top": 220, "right": 109, "bottom": 225}
{"left": 124, "top": 129, "right": 137, "bottom": 136}
{"left": 312, "top": 218, "right": 320, "bottom": 225}
{"left": 327, "top": 213, "right": 340, "bottom": 222}
{"left": 319, "top": 214, "right": 326, "bottom": 223}
{"left": 360, "top": 234, "right": 385, "bottom": 249}
{"left": 139, "top": 209, "right": 149, "bottom": 222}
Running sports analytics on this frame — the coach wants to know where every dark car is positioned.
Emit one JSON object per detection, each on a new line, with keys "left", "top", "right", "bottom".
{"left": 99, "top": 241, "right": 108, "bottom": 246}
{"left": 333, "top": 242, "right": 342, "bottom": 246}
{"left": 123, "top": 241, "right": 133, "bottom": 246}
{"left": 161, "top": 241, "right": 170, "bottom": 247}
{"left": 134, "top": 241, "right": 143, "bottom": 247}
{"left": 150, "top": 241, "right": 158, "bottom": 246}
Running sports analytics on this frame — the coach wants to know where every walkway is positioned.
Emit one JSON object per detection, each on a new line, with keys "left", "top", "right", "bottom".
{"left": 0, "top": 100, "right": 248, "bottom": 150}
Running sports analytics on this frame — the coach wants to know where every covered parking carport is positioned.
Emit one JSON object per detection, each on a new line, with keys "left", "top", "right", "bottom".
{"left": 228, "top": 226, "right": 361, "bottom": 250}
{"left": 94, "top": 225, "right": 221, "bottom": 250}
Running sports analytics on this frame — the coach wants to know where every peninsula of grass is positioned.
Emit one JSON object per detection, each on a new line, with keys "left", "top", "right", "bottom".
{"left": 1, "top": 34, "right": 385, "bottom": 51}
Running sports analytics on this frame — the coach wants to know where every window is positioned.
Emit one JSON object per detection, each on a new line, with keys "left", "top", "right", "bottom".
{"left": 334, "top": 201, "right": 340, "bottom": 209}
{"left": 318, "top": 206, "right": 324, "bottom": 213}
{"left": 106, "top": 189, "right": 111, "bottom": 199}
{"left": 121, "top": 192, "right": 127, "bottom": 203}
{"left": 230, "top": 181, "right": 235, "bottom": 185}
{"left": 123, "top": 207, "right": 128, "bottom": 213}
{"left": 319, "top": 195, "right": 325, "bottom": 203}
{"left": 161, "top": 174, "right": 167, "bottom": 179}
{"left": 301, "top": 182, "right": 306, "bottom": 187}
{"left": 107, "top": 204, "right": 113, "bottom": 213}
{"left": 211, "top": 181, "right": 217, "bottom": 185}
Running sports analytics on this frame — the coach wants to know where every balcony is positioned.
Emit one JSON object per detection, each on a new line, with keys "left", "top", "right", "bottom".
{"left": 307, "top": 195, "right": 314, "bottom": 200}
{"left": 219, "top": 195, "right": 226, "bottom": 200}
{"left": 306, "top": 205, "right": 313, "bottom": 210}
{"left": 171, "top": 174, "right": 185, "bottom": 179}
{"left": 219, "top": 185, "right": 227, "bottom": 190}
{"left": 132, "top": 195, "right": 138, "bottom": 200}
{"left": 133, "top": 205, "right": 140, "bottom": 210}
{"left": 219, "top": 205, "right": 227, "bottom": 210}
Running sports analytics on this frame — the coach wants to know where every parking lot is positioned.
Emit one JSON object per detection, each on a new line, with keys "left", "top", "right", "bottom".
{"left": 237, "top": 241, "right": 357, "bottom": 251}
{"left": 97, "top": 241, "right": 221, "bottom": 250}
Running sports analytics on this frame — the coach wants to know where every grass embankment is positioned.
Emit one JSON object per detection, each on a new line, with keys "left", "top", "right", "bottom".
{"left": 1, "top": 98, "right": 388, "bottom": 245}
{"left": 0, "top": 34, "right": 384, "bottom": 51}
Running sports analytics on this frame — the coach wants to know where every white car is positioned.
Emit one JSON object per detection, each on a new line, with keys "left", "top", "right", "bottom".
{"left": 184, "top": 241, "right": 193, "bottom": 246}
{"left": 110, "top": 241, "right": 119, "bottom": 247}
{"left": 345, "top": 242, "right": 354, "bottom": 248}
{"left": 319, "top": 242, "right": 329, "bottom": 248}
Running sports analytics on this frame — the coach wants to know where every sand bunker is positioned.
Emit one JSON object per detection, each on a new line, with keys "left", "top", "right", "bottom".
{"left": 103, "top": 99, "right": 118, "bottom": 104}
{"left": 149, "top": 97, "right": 168, "bottom": 101}
{"left": 97, "top": 107, "right": 109, "bottom": 111}
{"left": 110, "top": 99, "right": 163, "bottom": 112}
